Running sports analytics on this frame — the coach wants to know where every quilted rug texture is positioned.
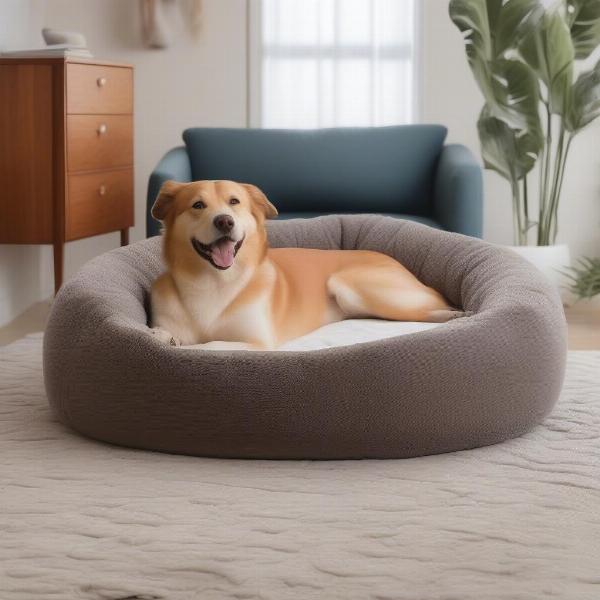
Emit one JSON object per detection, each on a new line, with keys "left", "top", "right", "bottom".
{"left": 1, "top": 334, "right": 599, "bottom": 600}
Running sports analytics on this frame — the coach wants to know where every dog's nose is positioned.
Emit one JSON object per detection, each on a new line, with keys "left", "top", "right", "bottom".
{"left": 213, "top": 214, "right": 234, "bottom": 234}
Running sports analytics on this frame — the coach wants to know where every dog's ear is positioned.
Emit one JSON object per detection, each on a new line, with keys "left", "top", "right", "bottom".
{"left": 243, "top": 184, "right": 278, "bottom": 219}
{"left": 151, "top": 180, "right": 185, "bottom": 221}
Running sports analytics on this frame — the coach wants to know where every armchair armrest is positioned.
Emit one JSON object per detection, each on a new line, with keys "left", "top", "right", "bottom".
{"left": 146, "top": 146, "right": 192, "bottom": 237}
{"left": 432, "top": 144, "right": 483, "bottom": 238}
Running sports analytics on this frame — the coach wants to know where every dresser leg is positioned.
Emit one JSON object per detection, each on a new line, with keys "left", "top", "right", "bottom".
{"left": 53, "top": 241, "right": 64, "bottom": 295}
{"left": 120, "top": 228, "right": 129, "bottom": 246}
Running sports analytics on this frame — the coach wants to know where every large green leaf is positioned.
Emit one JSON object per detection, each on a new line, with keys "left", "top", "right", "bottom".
{"left": 565, "top": 58, "right": 600, "bottom": 131}
{"left": 448, "top": 0, "right": 499, "bottom": 110}
{"left": 566, "top": 0, "right": 600, "bottom": 59}
{"left": 449, "top": 0, "right": 496, "bottom": 65}
{"left": 450, "top": 0, "right": 544, "bottom": 130}
{"left": 449, "top": 0, "right": 541, "bottom": 60}
{"left": 494, "top": 0, "right": 544, "bottom": 56}
{"left": 450, "top": 0, "right": 545, "bottom": 126}
{"left": 518, "top": 9, "right": 575, "bottom": 115}
{"left": 478, "top": 106, "right": 540, "bottom": 182}
{"left": 488, "top": 58, "right": 543, "bottom": 135}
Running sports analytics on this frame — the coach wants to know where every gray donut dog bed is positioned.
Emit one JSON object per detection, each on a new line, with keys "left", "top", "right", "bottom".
{"left": 43, "top": 216, "right": 567, "bottom": 459}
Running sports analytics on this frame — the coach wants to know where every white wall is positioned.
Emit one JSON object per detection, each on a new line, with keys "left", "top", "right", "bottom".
{"left": 1, "top": 0, "right": 599, "bottom": 325}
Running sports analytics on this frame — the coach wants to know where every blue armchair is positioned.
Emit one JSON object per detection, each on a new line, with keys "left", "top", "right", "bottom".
{"left": 146, "top": 126, "right": 483, "bottom": 238}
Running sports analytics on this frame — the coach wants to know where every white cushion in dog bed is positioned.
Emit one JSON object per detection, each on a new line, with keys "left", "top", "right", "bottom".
{"left": 184, "top": 319, "right": 440, "bottom": 351}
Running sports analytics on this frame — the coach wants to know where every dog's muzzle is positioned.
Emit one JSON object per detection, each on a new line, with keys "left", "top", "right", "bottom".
{"left": 191, "top": 236, "right": 245, "bottom": 270}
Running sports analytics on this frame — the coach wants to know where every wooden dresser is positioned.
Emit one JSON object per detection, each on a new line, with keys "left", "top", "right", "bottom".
{"left": 0, "top": 57, "right": 134, "bottom": 293}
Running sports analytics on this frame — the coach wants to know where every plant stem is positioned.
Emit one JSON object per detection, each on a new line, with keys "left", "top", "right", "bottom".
{"left": 538, "top": 105, "right": 553, "bottom": 245}
{"left": 537, "top": 133, "right": 546, "bottom": 243}
{"left": 522, "top": 175, "right": 529, "bottom": 242}
{"left": 544, "top": 124, "right": 566, "bottom": 245}
{"left": 548, "top": 133, "right": 573, "bottom": 244}
{"left": 512, "top": 180, "right": 525, "bottom": 245}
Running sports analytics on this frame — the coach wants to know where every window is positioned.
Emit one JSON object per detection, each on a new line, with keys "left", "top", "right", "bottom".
{"left": 250, "top": 0, "right": 417, "bottom": 129}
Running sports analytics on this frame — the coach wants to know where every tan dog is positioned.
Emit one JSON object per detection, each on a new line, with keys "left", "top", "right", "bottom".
{"left": 150, "top": 180, "right": 464, "bottom": 349}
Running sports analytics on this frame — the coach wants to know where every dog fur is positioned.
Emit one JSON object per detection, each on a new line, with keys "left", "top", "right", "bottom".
{"left": 150, "top": 180, "right": 463, "bottom": 349}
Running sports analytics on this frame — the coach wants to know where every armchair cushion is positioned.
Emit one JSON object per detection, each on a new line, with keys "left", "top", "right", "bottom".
{"left": 182, "top": 126, "right": 447, "bottom": 215}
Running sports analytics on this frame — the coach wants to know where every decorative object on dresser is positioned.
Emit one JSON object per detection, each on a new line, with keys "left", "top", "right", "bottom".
{"left": 1, "top": 28, "right": 92, "bottom": 59}
{"left": 140, "top": 0, "right": 203, "bottom": 49}
{"left": 0, "top": 58, "right": 134, "bottom": 293}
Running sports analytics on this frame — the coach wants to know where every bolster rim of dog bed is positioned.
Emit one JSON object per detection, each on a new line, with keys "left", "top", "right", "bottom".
{"left": 43, "top": 215, "right": 567, "bottom": 459}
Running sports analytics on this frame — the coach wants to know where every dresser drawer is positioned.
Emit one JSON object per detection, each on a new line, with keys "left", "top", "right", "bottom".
{"left": 67, "top": 169, "right": 133, "bottom": 241}
{"left": 67, "top": 115, "right": 133, "bottom": 172}
{"left": 67, "top": 63, "right": 133, "bottom": 114}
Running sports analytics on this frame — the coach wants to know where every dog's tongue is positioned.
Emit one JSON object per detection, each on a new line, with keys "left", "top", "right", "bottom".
{"left": 211, "top": 238, "right": 236, "bottom": 268}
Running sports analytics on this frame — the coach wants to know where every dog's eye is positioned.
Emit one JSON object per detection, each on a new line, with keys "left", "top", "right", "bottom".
{"left": 192, "top": 200, "right": 206, "bottom": 210}
{"left": 229, "top": 198, "right": 240, "bottom": 206}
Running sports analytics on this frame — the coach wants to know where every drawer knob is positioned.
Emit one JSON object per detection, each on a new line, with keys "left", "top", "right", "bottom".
{"left": 97, "top": 123, "right": 108, "bottom": 135}
{"left": 98, "top": 185, "right": 107, "bottom": 196}
{"left": 97, "top": 77, "right": 107, "bottom": 87}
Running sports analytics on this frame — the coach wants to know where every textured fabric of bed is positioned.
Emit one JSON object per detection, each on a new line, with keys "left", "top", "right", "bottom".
{"left": 3, "top": 335, "right": 600, "bottom": 599}
{"left": 43, "top": 215, "right": 567, "bottom": 459}
{"left": 273, "top": 211, "right": 441, "bottom": 228}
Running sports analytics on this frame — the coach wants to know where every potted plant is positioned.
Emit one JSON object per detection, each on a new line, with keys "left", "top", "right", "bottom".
{"left": 449, "top": 0, "right": 600, "bottom": 290}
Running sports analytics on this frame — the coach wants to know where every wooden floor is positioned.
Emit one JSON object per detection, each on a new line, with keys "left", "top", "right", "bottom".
{"left": 0, "top": 298, "right": 598, "bottom": 349}
{"left": 565, "top": 304, "right": 600, "bottom": 350}
{"left": 0, "top": 300, "right": 52, "bottom": 346}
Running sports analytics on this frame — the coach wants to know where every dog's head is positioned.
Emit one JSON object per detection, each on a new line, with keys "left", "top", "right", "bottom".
{"left": 152, "top": 180, "right": 278, "bottom": 272}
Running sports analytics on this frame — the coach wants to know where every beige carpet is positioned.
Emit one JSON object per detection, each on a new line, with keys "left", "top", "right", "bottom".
{"left": 1, "top": 334, "right": 599, "bottom": 600}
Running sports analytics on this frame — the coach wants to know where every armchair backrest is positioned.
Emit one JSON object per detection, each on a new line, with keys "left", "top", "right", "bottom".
{"left": 183, "top": 125, "right": 447, "bottom": 215}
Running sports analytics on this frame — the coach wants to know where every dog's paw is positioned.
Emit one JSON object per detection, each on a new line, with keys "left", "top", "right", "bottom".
{"left": 150, "top": 327, "right": 181, "bottom": 347}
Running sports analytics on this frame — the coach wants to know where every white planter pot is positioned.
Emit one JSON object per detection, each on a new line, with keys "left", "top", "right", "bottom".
{"left": 507, "top": 243, "right": 572, "bottom": 304}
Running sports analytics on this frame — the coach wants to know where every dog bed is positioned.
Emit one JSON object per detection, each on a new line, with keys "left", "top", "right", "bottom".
{"left": 43, "top": 215, "right": 567, "bottom": 459}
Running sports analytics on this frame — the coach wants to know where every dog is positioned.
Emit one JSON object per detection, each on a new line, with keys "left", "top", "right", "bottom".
{"left": 150, "top": 180, "right": 465, "bottom": 350}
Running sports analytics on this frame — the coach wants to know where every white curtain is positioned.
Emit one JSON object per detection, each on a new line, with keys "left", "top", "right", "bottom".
{"left": 259, "top": 0, "right": 416, "bottom": 129}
